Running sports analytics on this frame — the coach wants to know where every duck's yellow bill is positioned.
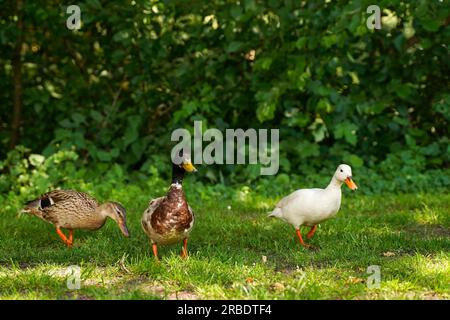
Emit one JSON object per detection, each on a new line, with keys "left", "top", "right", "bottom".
{"left": 345, "top": 177, "right": 358, "bottom": 190}
{"left": 182, "top": 161, "right": 197, "bottom": 172}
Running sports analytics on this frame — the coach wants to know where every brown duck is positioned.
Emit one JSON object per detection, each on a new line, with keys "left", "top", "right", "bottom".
{"left": 23, "top": 190, "right": 129, "bottom": 247}
{"left": 141, "top": 153, "right": 197, "bottom": 260}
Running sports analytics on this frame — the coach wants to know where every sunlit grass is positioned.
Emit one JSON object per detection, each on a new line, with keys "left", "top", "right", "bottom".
{"left": 0, "top": 191, "right": 449, "bottom": 299}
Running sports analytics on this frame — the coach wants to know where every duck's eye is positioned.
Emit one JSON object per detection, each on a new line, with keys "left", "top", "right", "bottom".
{"left": 340, "top": 169, "right": 343, "bottom": 172}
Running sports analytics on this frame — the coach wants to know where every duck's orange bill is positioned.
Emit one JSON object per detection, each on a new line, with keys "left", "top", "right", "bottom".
{"left": 345, "top": 178, "right": 358, "bottom": 190}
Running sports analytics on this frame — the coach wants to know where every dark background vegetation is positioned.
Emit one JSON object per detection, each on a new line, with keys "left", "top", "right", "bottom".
{"left": 0, "top": 0, "right": 449, "bottom": 197}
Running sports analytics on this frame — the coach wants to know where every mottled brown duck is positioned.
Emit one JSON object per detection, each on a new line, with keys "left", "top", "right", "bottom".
{"left": 23, "top": 190, "right": 129, "bottom": 247}
{"left": 141, "top": 153, "right": 197, "bottom": 261}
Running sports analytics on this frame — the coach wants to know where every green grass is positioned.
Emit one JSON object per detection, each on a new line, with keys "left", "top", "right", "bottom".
{"left": 0, "top": 188, "right": 449, "bottom": 300}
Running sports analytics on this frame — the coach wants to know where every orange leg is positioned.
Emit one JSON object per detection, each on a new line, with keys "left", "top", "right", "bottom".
{"left": 295, "top": 229, "right": 311, "bottom": 248}
{"left": 181, "top": 238, "right": 188, "bottom": 259}
{"left": 68, "top": 229, "right": 74, "bottom": 246}
{"left": 56, "top": 228, "right": 72, "bottom": 247}
{"left": 152, "top": 243, "right": 159, "bottom": 261}
{"left": 307, "top": 225, "right": 317, "bottom": 239}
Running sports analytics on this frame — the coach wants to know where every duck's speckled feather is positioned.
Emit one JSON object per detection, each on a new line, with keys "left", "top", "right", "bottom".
{"left": 141, "top": 185, "right": 194, "bottom": 245}
{"left": 23, "top": 190, "right": 106, "bottom": 230}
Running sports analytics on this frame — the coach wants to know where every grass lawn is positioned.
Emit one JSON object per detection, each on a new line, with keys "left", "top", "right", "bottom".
{"left": 0, "top": 189, "right": 449, "bottom": 300}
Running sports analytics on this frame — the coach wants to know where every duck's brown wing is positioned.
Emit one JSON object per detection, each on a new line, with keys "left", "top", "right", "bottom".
{"left": 26, "top": 190, "right": 96, "bottom": 207}
{"left": 141, "top": 197, "right": 165, "bottom": 235}
{"left": 188, "top": 205, "right": 195, "bottom": 227}
{"left": 24, "top": 190, "right": 98, "bottom": 225}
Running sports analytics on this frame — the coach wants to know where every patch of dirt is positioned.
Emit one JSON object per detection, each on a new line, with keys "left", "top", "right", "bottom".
{"left": 277, "top": 267, "right": 298, "bottom": 275}
{"left": 64, "top": 292, "right": 95, "bottom": 300}
{"left": 167, "top": 291, "right": 198, "bottom": 300}
{"left": 422, "top": 292, "right": 448, "bottom": 300}
{"left": 0, "top": 261, "right": 35, "bottom": 269}
{"left": 83, "top": 277, "right": 123, "bottom": 287}
{"left": 270, "top": 282, "right": 285, "bottom": 292}
{"left": 345, "top": 276, "right": 365, "bottom": 284}
{"left": 406, "top": 224, "right": 450, "bottom": 237}
{"left": 382, "top": 251, "right": 396, "bottom": 257}
{"left": 120, "top": 276, "right": 148, "bottom": 288}
{"left": 136, "top": 281, "right": 198, "bottom": 300}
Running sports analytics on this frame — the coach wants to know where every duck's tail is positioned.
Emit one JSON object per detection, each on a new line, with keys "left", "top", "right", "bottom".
{"left": 268, "top": 207, "right": 282, "bottom": 218}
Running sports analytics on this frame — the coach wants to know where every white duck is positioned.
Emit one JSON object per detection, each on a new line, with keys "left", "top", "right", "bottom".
{"left": 269, "top": 164, "right": 358, "bottom": 248}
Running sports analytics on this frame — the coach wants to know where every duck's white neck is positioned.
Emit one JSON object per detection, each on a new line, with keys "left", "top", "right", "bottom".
{"left": 326, "top": 175, "right": 343, "bottom": 190}
{"left": 170, "top": 182, "right": 183, "bottom": 189}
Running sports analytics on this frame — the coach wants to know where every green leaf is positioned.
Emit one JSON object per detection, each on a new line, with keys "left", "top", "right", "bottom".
{"left": 255, "top": 88, "right": 280, "bottom": 122}
{"left": 334, "top": 122, "right": 358, "bottom": 146}
{"left": 321, "top": 34, "right": 338, "bottom": 48}
{"left": 346, "top": 154, "right": 364, "bottom": 168}
{"left": 124, "top": 116, "right": 141, "bottom": 147}
{"left": 419, "top": 18, "right": 441, "bottom": 32}
{"left": 72, "top": 113, "right": 85, "bottom": 124}
{"left": 86, "top": 0, "right": 102, "bottom": 9}
{"left": 226, "top": 41, "right": 243, "bottom": 53}
{"left": 96, "top": 150, "right": 112, "bottom": 162}
{"left": 295, "top": 37, "right": 308, "bottom": 49}
{"left": 317, "top": 98, "right": 333, "bottom": 113}
{"left": 90, "top": 110, "right": 103, "bottom": 122}
{"left": 29, "top": 154, "right": 45, "bottom": 166}
{"left": 230, "top": 5, "right": 242, "bottom": 19}
{"left": 254, "top": 57, "right": 272, "bottom": 70}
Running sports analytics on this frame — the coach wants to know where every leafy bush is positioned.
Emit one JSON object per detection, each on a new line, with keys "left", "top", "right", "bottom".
{"left": 0, "top": 148, "right": 448, "bottom": 211}
{"left": 0, "top": 1, "right": 449, "bottom": 186}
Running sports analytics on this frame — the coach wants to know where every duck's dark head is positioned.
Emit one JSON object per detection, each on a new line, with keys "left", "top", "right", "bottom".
{"left": 172, "top": 149, "right": 197, "bottom": 184}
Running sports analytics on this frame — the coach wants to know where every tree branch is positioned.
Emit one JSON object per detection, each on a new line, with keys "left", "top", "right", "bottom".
{"left": 10, "top": 0, "right": 24, "bottom": 148}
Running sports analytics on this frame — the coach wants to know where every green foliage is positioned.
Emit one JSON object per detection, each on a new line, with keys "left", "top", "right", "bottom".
{"left": 0, "top": 148, "right": 448, "bottom": 210}
{"left": 0, "top": 147, "right": 78, "bottom": 198}
{"left": 0, "top": 0, "right": 449, "bottom": 186}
